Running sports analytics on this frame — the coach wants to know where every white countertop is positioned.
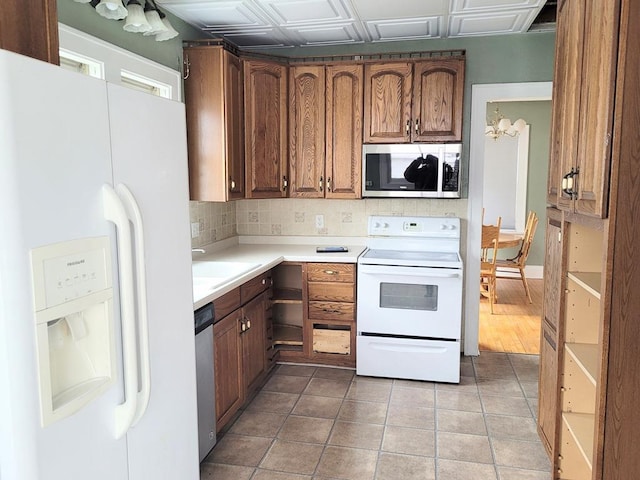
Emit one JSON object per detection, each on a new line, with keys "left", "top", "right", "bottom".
{"left": 192, "top": 237, "right": 367, "bottom": 310}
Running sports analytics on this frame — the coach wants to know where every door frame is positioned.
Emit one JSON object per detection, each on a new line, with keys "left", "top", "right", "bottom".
{"left": 464, "top": 82, "right": 552, "bottom": 356}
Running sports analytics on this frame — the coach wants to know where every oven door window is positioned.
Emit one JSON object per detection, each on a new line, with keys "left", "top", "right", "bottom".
{"left": 379, "top": 282, "right": 438, "bottom": 311}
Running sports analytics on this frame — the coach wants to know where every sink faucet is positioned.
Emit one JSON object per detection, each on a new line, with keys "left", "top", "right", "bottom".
{"left": 192, "top": 248, "right": 205, "bottom": 254}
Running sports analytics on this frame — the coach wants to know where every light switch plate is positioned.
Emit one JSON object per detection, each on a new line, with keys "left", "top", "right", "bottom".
{"left": 191, "top": 222, "right": 200, "bottom": 238}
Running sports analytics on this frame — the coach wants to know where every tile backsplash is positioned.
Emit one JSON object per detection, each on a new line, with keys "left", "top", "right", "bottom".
{"left": 191, "top": 198, "right": 468, "bottom": 248}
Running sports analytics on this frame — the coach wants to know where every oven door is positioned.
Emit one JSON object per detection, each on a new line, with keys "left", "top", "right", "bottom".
{"left": 357, "top": 264, "right": 462, "bottom": 339}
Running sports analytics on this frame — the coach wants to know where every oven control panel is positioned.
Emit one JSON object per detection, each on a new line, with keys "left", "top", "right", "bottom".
{"left": 368, "top": 216, "right": 459, "bottom": 238}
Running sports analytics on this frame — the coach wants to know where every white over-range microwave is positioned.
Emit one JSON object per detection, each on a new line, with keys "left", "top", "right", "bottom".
{"left": 362, "top": 143, "right": 462, "bottom": 198}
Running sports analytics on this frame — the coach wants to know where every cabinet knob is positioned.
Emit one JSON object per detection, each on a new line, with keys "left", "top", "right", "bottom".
{"left": 230, "top": 179, "right": 236, "bottom": 189}
{"left": 327, "top": 177, "right": 331, "bottom": 192}
{"left": 319, "top": 176, "right": 324, "bottom": 192}
{"left": 282, "top": 176, "right": 288, "bottom": 191}
{"left": 324, "top": 270, "right": 337, "bottom": 275}
{"left": 246, "top": 320, "right": 251, "bottom": 330}
{"left": 262, "top": 278, "right": 266, "bottom": 285}
{"left": 415, "top": 118, "right": 420, "bottom": 135}
{"left": 323, "top": 308, "right": 340, "bottom": 314}
{"left": 405, "top": 120, "right": 410, "bottom": 135}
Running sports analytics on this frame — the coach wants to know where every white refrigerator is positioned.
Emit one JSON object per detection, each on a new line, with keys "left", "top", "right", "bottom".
{"left": 0, "top": 50, "right": 199, "bottom": 479}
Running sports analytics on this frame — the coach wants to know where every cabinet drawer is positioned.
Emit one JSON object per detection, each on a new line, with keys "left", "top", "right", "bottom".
{"left": 241, "top": 271, "right": 272, "bottom": 303}
{"left": 306, "top": 263, "right": 355, "bottom": 283}
{"left": 308, "top": 282, "right": 355, "bottom": 302}
{"left": 309, "top": 301, "right": 355, "bottom": 321}
{"left": 213, "top": 288, "right": 241, "bottom": 320}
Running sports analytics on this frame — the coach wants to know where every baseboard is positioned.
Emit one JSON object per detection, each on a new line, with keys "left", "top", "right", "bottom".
{"left": 496, "top": 265, "right": 543, "bottom": 280}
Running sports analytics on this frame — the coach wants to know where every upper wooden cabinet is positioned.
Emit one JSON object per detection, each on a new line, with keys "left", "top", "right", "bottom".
{"left": 244, "top": 59, "right": 288, "bottom": 198}
{"left": 0, "top": 0, "right": 59, "bottom": 64}
{"left": 183, "top": 47, "right": 245, "bottom": 201}
{"left": 289, "top": 64, "right": 362, "bottom": 198}
{"left": 547, "top": 0, "right": 618, "bottom": 218}
{"left": 363, "top": 58, "right": 464, "bottom": 143}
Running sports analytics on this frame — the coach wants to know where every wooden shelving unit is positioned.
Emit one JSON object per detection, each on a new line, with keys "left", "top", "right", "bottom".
{"left": 271, "top": 263, "right": 305, "bottom": 360}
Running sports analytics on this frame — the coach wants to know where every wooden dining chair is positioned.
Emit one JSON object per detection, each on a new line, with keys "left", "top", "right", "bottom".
{"left": 496, "top": 211, "right": 539, "bottom": 303}
{"left": 480, "top": 217, "right": 502, "bottom": 314}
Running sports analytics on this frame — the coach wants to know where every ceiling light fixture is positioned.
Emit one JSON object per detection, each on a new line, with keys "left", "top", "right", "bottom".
{"left": 143, "top": 0, "right": 169, "bottom": 36}
{"left": 94, "top": 0, "right": 128, "bottom": 20}
{"left": 154, "top": 11, "right": 180, "bottom": 41}
{"left": 123, "top": 0, "right": 152, "bottom": 33}
{"left": 485, "top": 107, "right": 526, "bottom": 140}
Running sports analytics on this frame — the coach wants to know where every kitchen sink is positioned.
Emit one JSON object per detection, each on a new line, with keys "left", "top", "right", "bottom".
{"left": 192, "top": 261, "right": 259, "bottom": 279}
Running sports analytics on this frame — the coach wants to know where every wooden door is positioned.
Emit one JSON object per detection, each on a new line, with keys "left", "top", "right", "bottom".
{"left": 574, "top": 0, "right": 620, "bottom": 217}
{"left": 538, "top": 322, "right": 559, "bottom": 460}
{"left": 411, "top": 58, "right": 464, "bottom": 142}
{"left": 543, "top": 210, "right": 564, "bottom": 332}
{"left": 242, "top": 293, "right": 266, "bottom": 394}
{"left": 244, "top": 59, "right": 288, "bottom": 198}
{"left": 363, "top": 62, "right": 413, "bottom": 143}
{"left": 551, "top": 0, "right": 587, "bottom": 213}
{"left": 325, "top": 64, "right": 363, "bottom": 199}
{"left": 0, "top": 0, "right": 59, "bottom": 64}
{"left": 289, "top": 65, "right": 326, "bottom": 198}
{"left": 225, "top": 51, "right": 245, "bottom": 200}
{"left": 213, "top": 309, "right": 243, "bottom": 430}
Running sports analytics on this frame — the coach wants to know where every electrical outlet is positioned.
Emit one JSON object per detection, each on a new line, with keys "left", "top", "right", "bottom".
{"left": 315, "top": 214, "right": 324, "bottom": 229}
{"left": 191, "top": 222, "right": 200, "bottom": 238}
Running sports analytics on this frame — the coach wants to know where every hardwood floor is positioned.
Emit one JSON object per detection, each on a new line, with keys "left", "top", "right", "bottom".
{"left": 479, "top": 277, "right": 543, "bottom": 354}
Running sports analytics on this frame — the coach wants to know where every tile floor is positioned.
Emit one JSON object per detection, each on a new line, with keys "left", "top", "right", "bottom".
{"left": 201, "top": 353, "right": 551, "bottom": 480}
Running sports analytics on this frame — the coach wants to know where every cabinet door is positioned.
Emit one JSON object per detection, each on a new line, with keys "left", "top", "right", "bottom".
{"left": 538, "top": 322, "right": 559, "bottom": 459}
{"left": 543, "top": 210, "right": 564, "bottom": 332}
{"left": 289, "top": 65, "right": 326, "bottom": 198}
{"left": 363, "top": 62, "right": 413, "bottom": 143}
{"left": 184, "top": 47, "right": 243, "bottom": 201}
{"left": 244, "top": 60, "right": 288, "bottom": 198}
{"left": 574, "top": 0, "right": 619, "bottom": 217}
{"left": 550, "top": 0, "right": 586, "bottom": 212}
{"left": 225, "top": 51, "right": 245, "bottom": 200}
{"left": 0, "top": 0, "right": 59, "bottom": 64}
{"left": 326, "top": 64, "right": 363, "bottom": 199}
{"left": 411, "top": 59, "right": 464, "bottom": 142}
{"left": 213, "top": 309, "right": 243, "bottom": 430}
{"left": 242, "top": 293, "right": 266, "bottom": 394}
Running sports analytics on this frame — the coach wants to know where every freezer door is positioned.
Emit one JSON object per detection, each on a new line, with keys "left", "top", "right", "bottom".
{"left": 0, "top": 51, "right": 129, "bottom": 480}
{"left": 106, "top": 84, "right": 199, "bottom": 479}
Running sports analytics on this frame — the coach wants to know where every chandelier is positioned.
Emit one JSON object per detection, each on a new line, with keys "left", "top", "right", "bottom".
{"left": 485, "top": 107, "right": 526, "bottom": 140}
{"left": 73, "top": 0, "right": 179, "bottom": 42}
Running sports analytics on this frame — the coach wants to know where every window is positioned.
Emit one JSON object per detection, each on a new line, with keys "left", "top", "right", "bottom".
{"left": 58, "top": 24, "right": 180, "bottom": 101}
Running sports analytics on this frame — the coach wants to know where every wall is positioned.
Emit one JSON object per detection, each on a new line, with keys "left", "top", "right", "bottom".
{"left": 483, "top": 100, "right": 552, "bottom": 267}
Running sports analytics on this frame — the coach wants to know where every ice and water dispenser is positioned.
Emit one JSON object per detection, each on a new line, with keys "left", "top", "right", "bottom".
{"left": 30, "top": 237, "right": 117, "bottom": 426}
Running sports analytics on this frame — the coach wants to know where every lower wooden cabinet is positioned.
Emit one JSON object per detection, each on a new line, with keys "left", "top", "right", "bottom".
{"left": 212, "top": 272, "right": 273, "bottom": 431}
{"left": 538, "top": 321, "right": 559, "bottom": 457}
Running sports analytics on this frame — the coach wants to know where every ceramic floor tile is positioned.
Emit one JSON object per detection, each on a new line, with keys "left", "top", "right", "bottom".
{"left": 519, "top": 381, "right": 538, "bottom": 399}
{"left": 474, "top": 363, "right": 519, "bottom": 380}
{"left": 491, "top": 438, "right": 551, "bottom": 471}
{"left": 328, "top": 421, "right": 384, "bottom": 450}
{"left": 346, "top": 380, "right": 393, "bottom": 403}
{"left": 437, "top": 409, "right": 487, "bottom": 436}
{"left": 389, "top": 386, "right": 435, "bottom": 408}
{"left": 496, "top": 466, "right": 550, "bottom": 479}
{"left": 382, "top": 425, "right": 435, "bottom": 457}
{"left": 252, "top": 469, "right": 312, "bottom": 480}
{"left": 303, "top": 377, "right": 351, "bottom": 398}
{"left": 229, "top": 410, "right": 287, "bottom": 437}
{"left": 485, "top": 415, "right": 540, "bottom": 442}
{"left": 437, "top": 459, "right": 498, "bottom": 480}
{"left": 436, "top": 390, "right": 483, "bottom": 413}
{"left": 436, "top": 376, "right": 478, "bottom": 394}
{"left": 481, "top": 395, "right": 533, "bottom": 417}
{"left": 292, "top": 395, "right": 343, "bottom": 418}
{"left": 386, "top": 404, "right": 434, "bottom": 429}
{"left": 473, "top": 352, "right": 512, "bottom": 365}
{"left": 264, "top": 375, "right": 311, "bottom": 394}
{"left": 437, "top": 432, "right": 493, "bottom": 464}
{"left": 313, "top": 367, "right": 355, "bottom": 381}
{"left": 375, "top": 452, "right": 435, "bottom": 480}
{"left": 246, "top": 391, "right": 300, "bottom": 414}
{"left": 511, "top": 366, "right": 540, "bottom": 383}
{"left": 260, "top": 440, "right": 324, "bottom": 475}
{"left": 209, "top": 434, "right": 273, "bottom": 467}
{"left": 316, "top": 445, "right": 378, "bottom": 480}
{"left": 276, "top": 364, "right": 317, "bottom": 377}
{"left": 338, "top": 400, "right": 388, "bottom": 424}
{"left": 507, "top": 354, "right": 539, "bottom": 369}
{"left": 392, "top": 378, "right": 435, "bottom": 390}
{"left": 476, "top": 378, "right": 525, "bottom": 397}
{"left": 278, "top": 415, "right": 334, "bottom": 444}
{"left": 200, "top": 463, "right": 255, "bottom": 480}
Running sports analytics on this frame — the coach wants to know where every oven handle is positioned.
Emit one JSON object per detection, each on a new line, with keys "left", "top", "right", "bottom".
{"left": 358, "top": 264, "right": 462, "bottom": 278}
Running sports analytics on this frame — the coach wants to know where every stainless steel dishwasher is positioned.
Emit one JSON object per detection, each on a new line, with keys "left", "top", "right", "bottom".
{"left": 194, "top": 303, "right": 216, "bottom": 462}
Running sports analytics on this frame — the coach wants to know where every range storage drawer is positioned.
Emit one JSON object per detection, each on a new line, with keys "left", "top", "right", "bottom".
{"left": 308, "top": 282, "right": 355, "bottom": 302}
{"left": 306, "top": 263, "right": 355, "bottom": 283}
{"left": 308, "top": 301, "right": 355, "bottom": 321}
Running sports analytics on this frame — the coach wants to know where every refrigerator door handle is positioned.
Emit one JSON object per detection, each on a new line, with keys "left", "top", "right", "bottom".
{"left": 116, "top": 183, "right": 151, "bottom": 426}
{"left": 102, "top": 184, "right": 139, "bottom": 439}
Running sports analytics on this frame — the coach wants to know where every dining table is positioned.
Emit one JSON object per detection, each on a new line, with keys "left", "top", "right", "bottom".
{"left": 497, "top": 232, "right": 523, "bottom": 249}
